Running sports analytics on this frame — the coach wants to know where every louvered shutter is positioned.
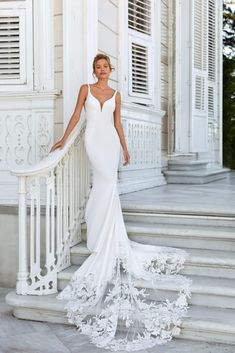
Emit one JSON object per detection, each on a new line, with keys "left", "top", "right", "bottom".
{"left": 0, "top": 9, "right": 26, "bottom": 85}
{"left": 128, "top": 0, "right": 152, "bottom": 35}
{"left": 128, "top": 0, "right": 154, "bottom": 102}
{"left": 190, "top": 0, "right": 208, "bottom": 152}
{"left": 208, "top": 0, "right": 217, "bottom": 121}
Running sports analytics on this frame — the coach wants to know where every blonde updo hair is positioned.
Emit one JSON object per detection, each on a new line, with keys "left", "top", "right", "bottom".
{"left": 92, "top": 53, "right": 115, "bottom": 76}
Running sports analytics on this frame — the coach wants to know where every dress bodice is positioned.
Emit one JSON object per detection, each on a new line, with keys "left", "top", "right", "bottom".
{"left": 84, "top": 84, "right": 117, "bottom": 124}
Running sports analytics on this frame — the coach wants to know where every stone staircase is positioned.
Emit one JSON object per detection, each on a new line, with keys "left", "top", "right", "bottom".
{"left": 6, "top": 204, "right": 235, "bottom": 345}
{"left": 163, "top": 158, "right": 230, "bottom": 184}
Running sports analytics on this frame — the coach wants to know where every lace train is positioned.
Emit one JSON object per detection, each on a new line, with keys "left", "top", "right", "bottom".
{"left": 57, "top": 241, "right": 192, "bottom": 351}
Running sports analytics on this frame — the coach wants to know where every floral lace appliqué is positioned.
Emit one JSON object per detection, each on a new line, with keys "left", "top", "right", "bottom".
{"left": 57, "top": 247, "right": 192, "bottom": 352}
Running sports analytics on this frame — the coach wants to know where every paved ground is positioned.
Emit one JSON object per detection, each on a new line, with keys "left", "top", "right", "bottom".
{"left": 120, "top": 171, "right": 235, "bottom": 216}
{"left": 1, "top": 288, "right": 235, "bottom": 353}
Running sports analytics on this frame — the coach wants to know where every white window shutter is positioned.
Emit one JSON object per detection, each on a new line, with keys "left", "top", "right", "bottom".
{"left": 208, "top": 0, "right": 216, "bottom": 82}
{"left": 190, "top": 0, "right": 209, "bottom": 152}
{"left": 127, "top": 0, "right": 154, "bottom": 103}
{"left": 128, "top": 0, "right": 152, "bottom": 36}
{"left": 0, "top": 0, "right": 32, "bottom": 91}
{"left": 208, "top": 85, "right": 216, "bottom": 118}
{"left": 0, "top": 9, "right": 26, "bottom": 85}
{"left": 128, "top": 37, "right": 153, "bottom": 100}
{"left": 208, "top": 0, "right": 217, "bottom": 121}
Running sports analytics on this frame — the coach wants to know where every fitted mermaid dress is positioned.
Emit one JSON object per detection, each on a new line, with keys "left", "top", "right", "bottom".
{"left": 56, "top": 84, "right": 192, "bottom": 351}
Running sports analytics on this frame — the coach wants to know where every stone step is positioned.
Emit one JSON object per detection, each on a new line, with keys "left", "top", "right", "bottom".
{"left": 57, "top": 264, "right": 235, "bottom": 309}
{"left": 70, "top": 241, "right": 235, "bottom": 279}
{"left": 163, "top": 167, "right": 230, "bottom": 184}
{"left": 126, "top": 222, "right": 235, "bottom": 252}
{"left": 81, "top": 221, "right": 235, "bottom": 251}
{"left": 168, "top": 153, "right": 197, "bottom": 161}
{"left": 167, "top": 160, "right": 209, "bottom": 171}
{"left": 122, "top": 210, "right": 235, "bottom": 228}
{"left": 5, "top": 291, "right": 235, "bottom": 345}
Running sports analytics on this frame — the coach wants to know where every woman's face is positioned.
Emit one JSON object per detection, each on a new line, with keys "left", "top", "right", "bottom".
{"left": 94, "top": 59, "right": 111, "bottom": 79}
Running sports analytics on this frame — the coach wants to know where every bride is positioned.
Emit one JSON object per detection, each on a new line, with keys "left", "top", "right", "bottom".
{"left": 50, "top": 53, "right": 192, "bottom": 352}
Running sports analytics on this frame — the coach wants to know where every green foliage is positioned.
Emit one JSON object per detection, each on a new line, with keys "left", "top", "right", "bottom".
{"left": 223, "top": 3, "right": 235, "bottom": 168}
{"left": 223, "top": 3, "right": 235, "bottom": 57}
{"left": 223, "top": 55, "right": 235, "bottom": 168}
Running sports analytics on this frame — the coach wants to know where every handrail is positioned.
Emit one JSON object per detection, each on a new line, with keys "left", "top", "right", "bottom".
{"left": 14, "top": 119, "right": 91, "bottom": 295}
{"left": 11, "top": 123, "right": 83, "bottom": 177}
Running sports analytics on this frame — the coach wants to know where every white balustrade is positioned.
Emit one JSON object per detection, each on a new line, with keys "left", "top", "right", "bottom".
{"left": 12, "top": 121, "right": 91, "bottom": 295}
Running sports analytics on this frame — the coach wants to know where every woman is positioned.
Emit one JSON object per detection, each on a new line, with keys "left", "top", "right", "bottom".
{"left": 51, "top": 55, "right": 130, "bottom": 167}
{"left": 52, "top": 54, "right": 192, "bottom": 352}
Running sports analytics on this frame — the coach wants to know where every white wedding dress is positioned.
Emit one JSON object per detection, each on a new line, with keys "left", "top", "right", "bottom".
{"left": 56, "top": 84, "right": 192, "bottom": 351}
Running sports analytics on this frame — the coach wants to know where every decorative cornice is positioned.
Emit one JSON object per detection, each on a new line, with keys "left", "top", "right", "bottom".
{"left": 0, "top": 89, "right": 62, "bottom": 100}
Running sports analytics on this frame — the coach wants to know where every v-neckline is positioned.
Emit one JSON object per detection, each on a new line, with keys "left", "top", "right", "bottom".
{"left": 89, "top": 85, "right": 116, "bottom": 112}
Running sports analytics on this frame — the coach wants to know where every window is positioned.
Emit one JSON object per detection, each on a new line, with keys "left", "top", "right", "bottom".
{"left": 208, "top": 0, "right": 216, "bottom": 82}
{"left": 193, "top": 0, "right": 208, "bottom": 113}
{"left": 0, "top": 0, "right": 32, "bottom": 90}
{"left": 190, "top": 0, "right": 209, "bottom": 152}
{"left": 128, "top": 0, "right": 152, "bottom": 35}
{"left": 0, "top": 11, "right": 25, "bottom": 84}
{"left": 130, "top": 40, "right": 149, "bottom": 95}
{"left": 208, "top": 0, "right": 217, "bottom": 119}
{"left": 127, "top": 0, "right": 154, "bottom": 103}
{"left": 190, "top": 0, "right": 218, "bottom": 151}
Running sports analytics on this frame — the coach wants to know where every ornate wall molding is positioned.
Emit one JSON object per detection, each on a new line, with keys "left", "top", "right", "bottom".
{"left": 118, "top": 102, "right": 166, "bottom": 193}
{"left": 0, "top": 92, "right": 60, "bottom": 170}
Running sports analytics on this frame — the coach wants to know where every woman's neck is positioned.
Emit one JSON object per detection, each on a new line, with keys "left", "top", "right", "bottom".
{"left": 95, "top": 79, "right": 109, "bottom": 89}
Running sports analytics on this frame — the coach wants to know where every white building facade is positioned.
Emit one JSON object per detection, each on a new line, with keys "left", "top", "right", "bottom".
{"left": 0, "top": 0, "right": 228, "bottom": 289}
{"left": 0, "top": 0, "right": 226, "bottom": 202}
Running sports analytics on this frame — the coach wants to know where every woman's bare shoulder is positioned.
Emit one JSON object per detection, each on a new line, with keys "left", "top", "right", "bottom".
{"left": 80, "top": 83, "right": 89, "bottom": 91}
{"left": 78, "top": 84, "right": 89, "bottom": 98}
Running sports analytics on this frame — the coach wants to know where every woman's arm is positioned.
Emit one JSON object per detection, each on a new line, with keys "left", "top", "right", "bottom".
{"left": 114, "top": 92, "right": 130, "bottom": 166}
{"left": 50, "top": 84, "right": 88, "bottom": 152}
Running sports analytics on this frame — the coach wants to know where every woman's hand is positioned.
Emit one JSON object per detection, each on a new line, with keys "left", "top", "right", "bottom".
{"left": 50, "top": 138, "right": 66, "bottom": 152}
{"left": 123, "top": 149, "right": 130, "bottom": 166}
